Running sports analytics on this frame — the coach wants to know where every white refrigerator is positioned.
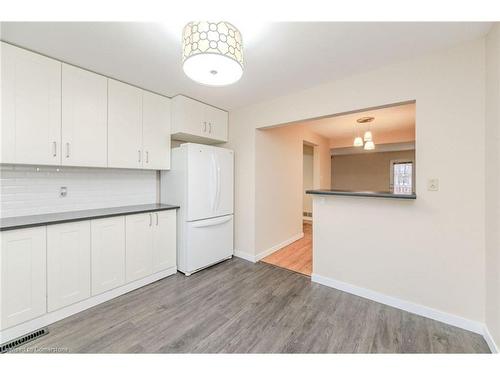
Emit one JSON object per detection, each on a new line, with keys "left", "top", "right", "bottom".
{"left": 161, "top": 143, "right": 234, "bottom": 275}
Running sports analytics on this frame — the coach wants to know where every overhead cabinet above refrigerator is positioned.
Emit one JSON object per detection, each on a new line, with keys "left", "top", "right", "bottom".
{"left": 170, "top": 95, "right": 228, "bottom": 144}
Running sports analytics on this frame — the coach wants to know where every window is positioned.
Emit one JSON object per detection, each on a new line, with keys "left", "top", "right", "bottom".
{"left": 391, "top": 161, "right": 413, "bottom": 194}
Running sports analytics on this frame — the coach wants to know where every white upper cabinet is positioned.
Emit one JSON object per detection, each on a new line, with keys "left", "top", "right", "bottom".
{"left": 1, "top": 43, "right": 171, "bottom": 170}
{"left": 171, "top": 95, "right": 228, "bottom": 144}
{"left": 1, "top": 42, "right": 62, "bottom": 165}
{"left": 107, "top": 79, "right": 144, "bottom": 169}
{"left": 47, "top": 221, "right": 91, "bottom": 312}
{"left": 1, "top": 227, "right": 47, "bottom": 330}
{"left": 62, "top": 64, "right": 108, "bottom": 167}
{"left": 142, "top": 91, "right": 171, "bottom": 170}
{"left": 204, "top": 104, "right": 228, "bottom": 142}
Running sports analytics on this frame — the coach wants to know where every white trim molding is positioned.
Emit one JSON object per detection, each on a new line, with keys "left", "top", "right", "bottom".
{"left": 256, "top": 232, "right": 304, "bottom": 261}
{"left": 233, "top": 232, "right": 304, "bottom": 264}
{"left": 233, "top": 250, "right": 257, "bottom": 263}
{"left": 311, "top": 273, "right": 485, "bottom": 336}
{"left": 483, "top": 326, "right": 499, "bottom": 354}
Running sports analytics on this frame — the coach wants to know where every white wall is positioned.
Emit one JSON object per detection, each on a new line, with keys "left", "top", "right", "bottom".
{"left": 229, "top": 38, "right": 486, "bottom": 324}
{"left": 254, "top": 124, "right": 330, "bottom": 257}
{"left": 0, "top": 165, "right": 157, "bottom": 217}
{"left": 485, "top": 23, "right": 500, "bottom": 348}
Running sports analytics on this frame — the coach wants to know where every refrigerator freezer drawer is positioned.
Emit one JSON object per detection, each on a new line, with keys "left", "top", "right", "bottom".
{"left": 184, "top": 215, "right": 234, "bottom": 274}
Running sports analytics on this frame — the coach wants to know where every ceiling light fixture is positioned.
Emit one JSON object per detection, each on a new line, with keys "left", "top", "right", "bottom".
{"left": 356, "top": 116, "right": 375, "bottom": 149}
{"left": 353, "top": 136, "right": 364, "bottom": 147}
{"left": 182, "top": 21, "right": 244, "bottom": 86}
{"left": 364, "top": 140, "right": 375, "bottom": 150}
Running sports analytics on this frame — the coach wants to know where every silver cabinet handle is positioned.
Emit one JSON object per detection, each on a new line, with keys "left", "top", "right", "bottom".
{"left": 156, "top": 212, "right": 158, "bottom": 226}
{"left": 138, "top": 150, "right": 141, "bottom": 163}
{"left": 146, "top": 150, "right": 149, "bottom": 163}
{"left": 149, "top": 213, "right": 152, "bottom": 227}
{"left": 203, "top": 121, "right": 207, "bottom": 132}
{"left": 66, "top": 142, "right": 70, "bottom": 158}
{"left": 52, "top": 141, "right": 57, "bottom": 157}
{"left": 209, "top": 122, "right": 212, "bottom": 134}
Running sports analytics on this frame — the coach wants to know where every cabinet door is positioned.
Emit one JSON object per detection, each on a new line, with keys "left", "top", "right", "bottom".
{"left": 107, "top": 79, "right": 143, "bottom": 168}
{"left": 47, "top": 221, "right": 91, "bottom": 312}
{"left": 1, "top": 227, "right": 46, "bottom": 330}
{"left": 1, "top": 42, "right": 61, "bottom": 165}
{"left": 91, "top": 216, "right": 126, "bottom": 295}
{"left": 142, "top": 91, "right": 171, "bottom": 170}
{"left": 125, "top": 213, "right": 153, "bottom": 282}
{"left": 62, "top": 64, "right": 108, "bottom": 167}
{"left": 171, "top": 95, "right": 205, "bottom": 138}
{"left": 152, "top": 210, "right": 177, "bottom": 273}
{"left": 205, "top": 105, "right": 228, "bottom": 142}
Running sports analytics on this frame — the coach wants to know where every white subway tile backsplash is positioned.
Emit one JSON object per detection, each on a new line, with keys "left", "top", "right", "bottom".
{"left": 0, "top": 165, "right": 157, "bottom": 218}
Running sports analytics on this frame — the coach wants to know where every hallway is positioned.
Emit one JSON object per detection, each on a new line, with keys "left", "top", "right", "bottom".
{"left": 261, "top": 222, "right": 312, "bottom": 276}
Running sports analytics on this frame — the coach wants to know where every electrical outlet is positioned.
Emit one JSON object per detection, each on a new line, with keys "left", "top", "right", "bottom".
{"left": 60, "top": 186, "right": 67, "bottom": 197}
{"left": 427, "top": 178, "right": 439, "bottom": 191}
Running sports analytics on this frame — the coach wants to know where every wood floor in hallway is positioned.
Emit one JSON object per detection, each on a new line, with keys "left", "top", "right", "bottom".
{"left": 261, "top": 221, "right": 312, "bottom": 276}
{"left": 15, "top": 258, "right": 490, "bottom": 353}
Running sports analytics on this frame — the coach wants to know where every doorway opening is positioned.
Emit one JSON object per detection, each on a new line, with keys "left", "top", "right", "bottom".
{"left": 260, "top": 140, "right": 316, "bottom": 277}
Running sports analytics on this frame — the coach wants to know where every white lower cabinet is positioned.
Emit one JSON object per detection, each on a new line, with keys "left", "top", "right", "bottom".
{"left": 125, "top": 213, "right": 154, "bottom": 282}
{"left": 1, "top": 227, "right": 47, "bottom": 330}
{"left": 91, "top": 216, "right": 126, "bottom": 295}
{"left": 0, "top": 210, "right": 176, "bottom": 342}
{"left": 47, "top": 221, "right": 91, "bottom": 312}
{"left": 126, "top": 210, "right": 177, "bottom": 282}
{"left": 152, "top": 210, "right": 177, "bottom": 273}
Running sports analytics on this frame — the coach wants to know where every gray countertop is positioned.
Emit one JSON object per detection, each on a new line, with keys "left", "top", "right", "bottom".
{"left": 0, "top": 203, "right": 179, "bottom": 231}
{"left": 306, "top": 189, "right": 417, "bottom": 200}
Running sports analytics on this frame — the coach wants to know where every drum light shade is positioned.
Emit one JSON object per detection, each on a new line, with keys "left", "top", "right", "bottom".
{"left": 182, "top": 21, "right": 244, "bottom": 86}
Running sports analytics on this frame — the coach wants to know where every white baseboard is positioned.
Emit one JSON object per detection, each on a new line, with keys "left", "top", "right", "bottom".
{"left": 233, "top": 232, "right": 305, "bottom": 264}
{"left": 0, "top": 267, "right": 177, "bottom": 345}
{"left": 311, "top": 273, "right": 485, "bottom": 335}
{"left": 483, "top": 326, "right": 499, "bottom": 353}
{"left": 233, "top": 250, "right": 257, "bottom": 263}
{"left": 255, "top": 232, "right": 304, "bottom": 261}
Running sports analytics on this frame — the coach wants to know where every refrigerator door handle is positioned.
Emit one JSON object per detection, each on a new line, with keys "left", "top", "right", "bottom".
{"left": 216, "top": 153, "right": 222, "bottom": 212}
{"left": 191, "top": 215, "right": 232, "bottom": 228}
{"left": 211, "top": 152, "right": 217, "bottom": 213}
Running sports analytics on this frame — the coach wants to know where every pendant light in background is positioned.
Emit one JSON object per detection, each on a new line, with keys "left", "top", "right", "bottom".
{"left": 353, "top": 136, "right": 364, "bottom": 147}
{"left": 364, "top": 140, "right": 375, "bottom": 150}
{"left": 353, "top": 121, "right": 364, "bottom": 147}
{"left": 356, "top": 116, "right": 376, "bottom": 150}
{"left": 182, "top": 21, "right": 244, "bottom": 86}
{"left": 363, "top": 129, "right": 373, "bottom": 142}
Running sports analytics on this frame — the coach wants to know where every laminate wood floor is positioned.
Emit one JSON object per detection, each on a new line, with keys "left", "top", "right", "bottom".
{"left": 15, "top": 258, "right": 489, "bottom": 353}
{"left": 261, "top": 222, "right": 312, "bottom": 276}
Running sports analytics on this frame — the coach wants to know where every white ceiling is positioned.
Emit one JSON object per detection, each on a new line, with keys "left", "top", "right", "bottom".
{"left": 0, "top": 22, "right": 492, "bottom": 110}
{"left": 300, "top": 102, "right": 416, "bottom": 141}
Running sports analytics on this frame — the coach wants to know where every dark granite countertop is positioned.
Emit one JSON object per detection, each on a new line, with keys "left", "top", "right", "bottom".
{"left": 306, "top": 189, "right": 417, "bottom": 200}
{"left": 0, "top": 204, "right": 179, "bottom": 231}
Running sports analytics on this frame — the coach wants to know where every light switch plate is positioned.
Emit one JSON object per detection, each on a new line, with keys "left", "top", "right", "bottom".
{"left": 427, "top": 178, "right": 439, "bottom": 191}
